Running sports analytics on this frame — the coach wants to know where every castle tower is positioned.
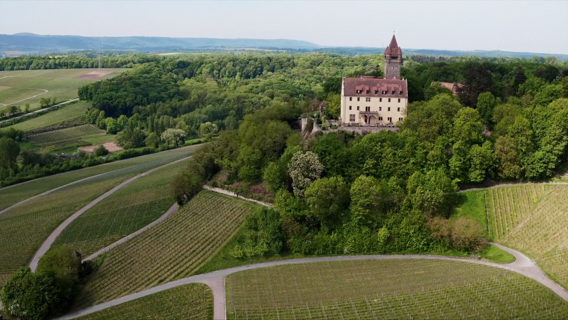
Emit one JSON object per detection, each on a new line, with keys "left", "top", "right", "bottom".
{"left": 384, "top": 35, "right": 402, "bottom": 79}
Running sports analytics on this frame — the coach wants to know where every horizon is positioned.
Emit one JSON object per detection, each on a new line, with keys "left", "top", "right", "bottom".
{"left": 0, "top": 1, "right": 567, "bottom": 55}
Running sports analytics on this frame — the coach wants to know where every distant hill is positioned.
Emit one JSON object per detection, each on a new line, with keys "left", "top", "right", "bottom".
{"left": 0, "top": 33, "right": 566, "bottom": 61}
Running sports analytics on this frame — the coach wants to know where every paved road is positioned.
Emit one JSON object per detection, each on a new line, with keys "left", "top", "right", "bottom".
{"left": 54, "top": 244, "right": 568, "bottom": 320}
{"left": 28, "top": 156, "right": 192, "bottom": 272}
{"left": 0, "top": 97, "right": 77, "bottom": 124}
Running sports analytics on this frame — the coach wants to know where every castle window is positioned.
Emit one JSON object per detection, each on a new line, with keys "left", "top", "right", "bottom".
{"left": 392, "top": 91, "right": 395, "bottom": 94}
{"left": 388, "top": 117, "right": 392, "bottom": 122}
{"left": 357, "top": 97, "right": 360, "bottom": 101}
{"left": 357, "top": 106, "right": 360, "bottom": 110}
{"left": 366, "top": 90, "right": 370, "bottom": 94}
{"left": 399, "top": 117, "right": 403, "bottom": 121}
{"left": 379, "top": 107, "right": 382, "bottom": 111}
{"left": 349, "top": 114, "right": 355, "bottom": 122}
{"left": 366, "top": 97, "right": 371, "bottom": 102}
{"left": 400, "top": 91, "right": 403, "bottom": 95}
{"left": 349, "top": 97, "right": 352, "bottom": 101}
{"left": 366, "top": 106, "right": 370, "bottom": 111}
{"left": 388, "top": 107, "right": 391, "bottom": 111}
{"left": 379, "top": 117, "right": 383, "bottom": 121}
{"left": 356, "top": 90, "right": 361, "bottom": 94}
{"left": 398, "top": 98, "right": 401, "bottom": 103}
{"left": 379, "top": 98, "right": 382, "bottom": 102}
{"left": 397, "top": 107, "right": 400, "bottom": 112}
{"left": 349, "top": 106, "right": 352, "bottom": 110}
{"left": 388, "top": 98, "right": 391, "bottom": 102}
{"left": 375, "top": 90, "right": 378, "bottom": 94}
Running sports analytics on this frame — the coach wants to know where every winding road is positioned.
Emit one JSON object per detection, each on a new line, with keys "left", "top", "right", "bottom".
{"left": 54, "top": 243, "right": 568, "bottom": 320}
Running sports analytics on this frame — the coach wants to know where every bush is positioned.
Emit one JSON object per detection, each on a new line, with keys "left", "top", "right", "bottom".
{"left": 93, "top": 145, "right": 109, "bottom": 156}
{"left": 451, "top": 217, "right": 485, "bottom": 251}
{"left": 230, "top": 208, "right": 283, "bottom": 259}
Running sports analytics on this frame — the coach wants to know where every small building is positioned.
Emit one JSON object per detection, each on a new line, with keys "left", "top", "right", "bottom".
{"left": 340, "top": 35, "right": 408, "bottom": 126}
{"left": 434, "top": 81, "right": 464, "bottom": 95}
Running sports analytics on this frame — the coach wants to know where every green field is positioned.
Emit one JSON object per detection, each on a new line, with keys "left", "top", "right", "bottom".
{"left": 226, "top": 259, "right": 568, "bottom": 319}
{"left": 0, "top": 69, "right": 126, "bottom": 111}
{"left": 5, "top": 100, "right": 91, "bottom": 131}
{"left": 52, "top": 160, "right": 188, "bottom": 257}
{"left": 75, "top": 191, "right": 259, "bottom": 308}
{"left": 0, "top": 145, "right": 202, "bottom": 211}
{"left": 457, "top": 184, "right": 568, "bottom": 290}
{"left": 76, "top": 284, "right": 212, "bottom": 320}
{"left": 28, "top": 124, "right": 106, "bottom": 148}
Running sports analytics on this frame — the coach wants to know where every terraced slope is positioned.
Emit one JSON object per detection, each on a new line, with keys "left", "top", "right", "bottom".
{"left": 75, "top": 191, "right": 259, "bottom": 308}
{"left": 52, "top": 160, "right": 187, "bottom": 257}
{"left": 75, "top": 284, "right": 212, "bottom": 320}
{"left": 227, "top": 259, "right": 568, "bottom": 319}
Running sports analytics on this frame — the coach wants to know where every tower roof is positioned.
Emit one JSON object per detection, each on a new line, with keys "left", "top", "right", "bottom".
{"left": 384, "top": 35, "right": 402, "bottom": 56}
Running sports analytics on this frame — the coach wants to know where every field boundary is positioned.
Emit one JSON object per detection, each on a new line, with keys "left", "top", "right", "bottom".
{"left": 203, "top": 185, "right": 272, "bottom": 207}
{"left": 458, "top": 181, "right": 568, "bottom": 193}
{"left": 28, "top": 156, "right": 192, "bottom": 271}
{"left": 54, "top": 243, "right": 568, "bottom": 320}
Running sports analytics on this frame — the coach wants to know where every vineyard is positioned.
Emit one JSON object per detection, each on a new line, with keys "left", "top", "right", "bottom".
{"left": 52, "top": 160, "right": 188, "bottom": 257}
{"left": 74, "top": 191, "right": 259, "bottom": 308}
{"left": 226, "top": 259, "right": 568, "bottom": 319}
{"left": 0, "top": 144, "right": 201, "bottom": 211}
{"left": 75, "top": 284, "right": 212, "bottom": 320}
{"left": 28, "top": 124, "right": 105, "bottom": 147}
{"left": 487, "top": 185, "right": 568, "bottom": 290}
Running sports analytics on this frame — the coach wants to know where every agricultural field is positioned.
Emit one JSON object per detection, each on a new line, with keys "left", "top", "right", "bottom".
{"left": 0, "top": 144, "right": 202, "bottom": 211}
{"left": 75, "top": 191, "right": 259, "bottom": 308}
{"left": 0, "top": 69, "right": 126, "bottom": 111}
{"left": 226, "top": 259, "right": 568, "bottom": 319}
{"left": 28, "top": 124, "right": 106, "bottom": 149}
{"left": 5, "top": 100, "right": 91, "bottom": 131}
{"left": 76, "top": 284, "right": 212, "bottom": 320}
{"left": 52, "top": 160, "right": 188, "bottom": 257}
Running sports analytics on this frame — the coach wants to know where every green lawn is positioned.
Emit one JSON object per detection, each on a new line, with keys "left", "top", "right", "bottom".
{"left": 226, "top": 259, "right": 568, "bottom": 319}
{"left": 52, "top": 160, "right": 188, "bottom": 257}
{"left": 452, "top": 190, "right": 487, "bottom": 235}
{"left": 75, "top": 284, "right": 212, "bottom": 320}
{"left": 75, "top": 191, "right": 259, "bottom": 308}
{"left": 0, "top": 144, "right": 202, "bottom": 212}
{"left": 0, "top": 69, "right": 127, "bottom": 111}
{"left": 5, "top": 100, "right": 91, "bottom": 131}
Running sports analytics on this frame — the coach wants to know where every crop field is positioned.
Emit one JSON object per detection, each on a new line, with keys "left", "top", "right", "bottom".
{"left": 487, "top": 185, "right": 568, "bottom": 290}
{"left": 28, "top": 124, "right": 106, "bottom": 147}
{"left": 0, "top": 144, "right": 202, "bottom": 211}
{"left": 5, "top": 101, "right": 91, "bottom": 131}
{"left": 226, "top": 259, "right": 568, "bottom": 319}
{"left": 75, "top": 191, "right": 259, "bottom": 308}
{"left": 52, "top": 160, "right": 188, "bottom": 257}
{"left": 76, "top": 284, "right": 212, "bottom": 320}
{"left": 0, "top": 69, "right": 126, "bottom": 110}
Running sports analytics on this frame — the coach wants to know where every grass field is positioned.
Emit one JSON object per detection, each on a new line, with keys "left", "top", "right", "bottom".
{"left": 456, "top": 184, "right": 568, "bottom": 290}
{"left": 75, "top": 191, "right": 259, "bottom": 308}
{"left": 76, "top": 284, "right": 212, "bottom": 320}
{"left": 226, "top": 259, "right": 568, "bottom": 319}
{"left": 5, "top": 100, "right": 91, "bottom": 131}
{"left": 0, "top": 144, "right": 202, "bottom": 211}
{"left": 0, "top": 69, "right": 126, "bottom": 110}
{"left": 52, "top": 160, "right": 188, "bottom": 257}
{"left": 28, "top": 124, "right": 106, "bottom": 148}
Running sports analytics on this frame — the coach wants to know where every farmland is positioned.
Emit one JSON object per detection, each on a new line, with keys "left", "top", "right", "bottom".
{"left": 75, "top": 191, "right": 259, "bottom": 308}
{"left": 0, "top": 144, "right": 202, "bottom": 211}
{"left": 5, "top": 100, "right": 91, "bottom": 131}
{"left": 52, "top": 160, "right": 188, "bottom": 257}
{"left": 76, "top": 284, "right": 212, "bottom": 320}
{"left": 226, "top": 259, "right": 568, "bottom": 319}
{"left": 0, "top": 69, "right": 126, "bottom": 111}
{"left": 28, "top": 124, "right": 106, "bottom": 148}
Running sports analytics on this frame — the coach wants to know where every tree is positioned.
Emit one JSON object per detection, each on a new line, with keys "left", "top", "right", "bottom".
{"left": 495, "top": 136, "right": 522, "bottom": 179}
{"left": 0, "top": 137, "right": 20, "bottom": 170}
{"left": 452, "top": 107, "right": 483, "bottom": 145}
{"left": 94, "top": 145, "right": 109, "bottom": 156}
{"left": 171, "top": 170, "right": 203, "bottom": 205}
{"left": 199, "top": 121, "right": 218, "bottom": 139}
{"left": 263, "top": 161, "right": 287, "bottom": 192}
{"left": 144, "top": 132, "right": 160, "bottom": 148}
{"left": 322, "top": 76, "right": 342, "bottom": 94}
{"left": 561, "top": 77, "right": 568, "bottom": 98}
{"left": 24, "top": 103, "right": 30, "bottom": 113}
{"left": 424, "top": 82, "right": 452, "bottom": 100}
{"left": 39, "top": 97, "right": 49, "bottom": 108}
{"left": 349, "top": 175, "right": 399, "bottom": 226}
{"left": 324, "top": 93, "right": 341, "bottom": 119}
{"left": 468, "top": 141, "right": 497, "bottom": 183}
{"left": 116, "top": 123, "right": 146, "bottom": 149}
{"left": 407, "top": 168, "right": 457, "bottom": 217}
{"left": 305, "top": 176, "right": 350, "bottom": 230}
{"left": 476, "top": 92, "right": 496, "bottom": 126}
{"left": 287, "top": 151, "right": 324, "bottom": 197}
{"left": 105, "top": 118, "right": 118, "bottom": 134}
{"left": 457, "top": 62, "right": 493, "bottom": 107}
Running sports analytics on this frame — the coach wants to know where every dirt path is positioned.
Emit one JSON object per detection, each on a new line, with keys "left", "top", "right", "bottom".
{"left": 28, "top": 156, "right": 192, "bottom": 272}
{"left": 203, "top": 185, "right": 272, "bottom": 207}
{"left": 54, "top": 244, "right": 568, "bottom": 320}
{"left": 0, "top": 98, "right": 77, "bottom": 124}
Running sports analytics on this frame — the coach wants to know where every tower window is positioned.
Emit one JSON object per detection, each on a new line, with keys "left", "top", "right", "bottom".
{"left": 366, "top": 97, "right": 371, "bottom": 102}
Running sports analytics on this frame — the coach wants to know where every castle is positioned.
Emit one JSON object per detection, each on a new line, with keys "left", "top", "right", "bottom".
{"left": 340, "top": 35, "right": 408, "bottom": 126}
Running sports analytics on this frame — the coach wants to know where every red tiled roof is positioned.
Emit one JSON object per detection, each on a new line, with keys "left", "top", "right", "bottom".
{"left": 434, "top": 81, "right": 464, "bottom": 95}
{"left": 343, "top": 77, "right": 408, "bottom": 98}
{"left": 385, "top": 35, "right": 402, "bottom": 56}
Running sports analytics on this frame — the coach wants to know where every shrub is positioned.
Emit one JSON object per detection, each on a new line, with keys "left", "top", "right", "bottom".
{"left": 93, "top": 145, "right": 109, "bottom": 156}
{"left": 451, "top": 217, "right": 485, "bottom": 251}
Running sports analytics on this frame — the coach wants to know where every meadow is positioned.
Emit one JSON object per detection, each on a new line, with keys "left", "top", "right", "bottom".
{"left": 52, "top": 160, "right": 188, "bottom": 257}
{"left": 0, "top": 69, "right": 126, "bottom": 110}
{"left": 76, "top": 284, "right": 212, "bottom": 320}
{"left": 75, "top": 191, "right": 259, "bottom": 308}
{"left": 0, "top": 144, "right": 201, "bottom": 212}
{"left": 5, "top": 100, "right": 91, "bottom": 132}
{"left": 226, "top": 259, "right": 568, "bottom": 319}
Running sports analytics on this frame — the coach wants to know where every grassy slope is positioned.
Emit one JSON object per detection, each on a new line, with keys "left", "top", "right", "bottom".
{"left": 0, "top": 69, "right": 126, "bottom": 111}
{"left": 75, "top": 191, "right": 259, "bottom": 308}
{"left": 5, "top": 100, "right": 91, "bottom": 131}
{"left": 226, "top": 259, "right": 568, "bottom": 319}
{"left": 0, "top": 145, "right": 201, "bottom": 211}
{"left": 76, "top": 284, "right": 212, "bottom": 320}
{"left": 52, "top": 160, "right": 188, "bottom": 257}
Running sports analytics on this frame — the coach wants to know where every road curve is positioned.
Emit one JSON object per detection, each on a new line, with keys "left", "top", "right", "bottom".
{"left": 28, "top": 156, "right": 192, "bottom": 272}
{"left": 54, "top": 244, "right": 568, "bottom": 320}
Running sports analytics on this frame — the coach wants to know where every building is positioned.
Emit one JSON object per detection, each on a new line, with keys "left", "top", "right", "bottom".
{"left": 340, "top": 35, "right": 408, "bottom": 126}
{"left": 433, "top": 81, "right": 464, "bottom": 95}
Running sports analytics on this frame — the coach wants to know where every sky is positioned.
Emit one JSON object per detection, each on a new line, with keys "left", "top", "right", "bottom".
{"left": 0, "top": 0, "right": 567, "bottom": 54}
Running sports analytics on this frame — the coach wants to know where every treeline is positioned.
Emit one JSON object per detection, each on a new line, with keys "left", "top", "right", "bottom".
{"left": 0, "top": 53, "right": 164, "bottom": 70}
